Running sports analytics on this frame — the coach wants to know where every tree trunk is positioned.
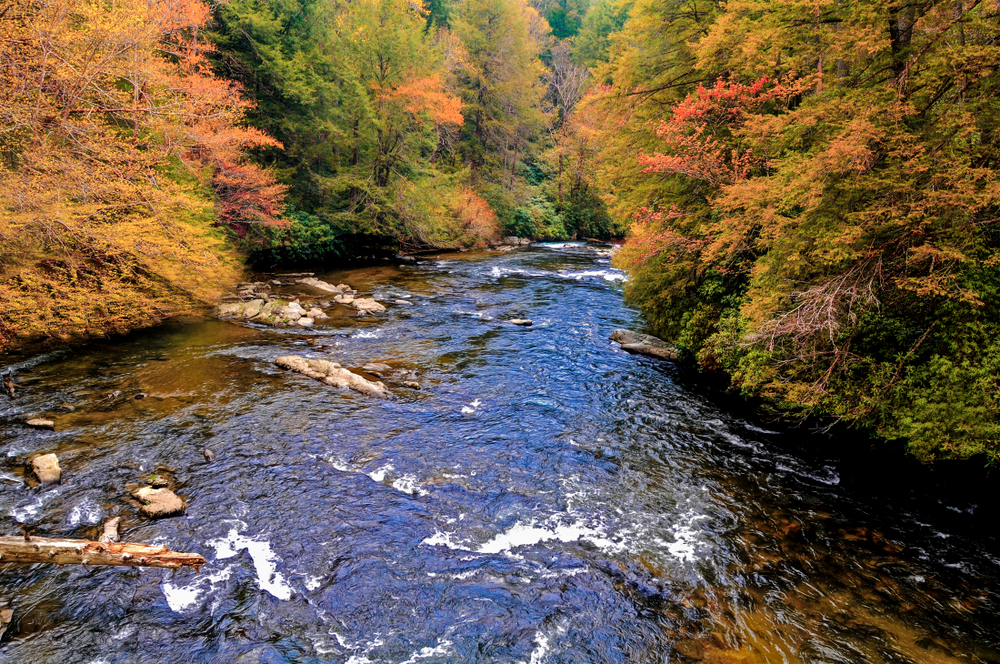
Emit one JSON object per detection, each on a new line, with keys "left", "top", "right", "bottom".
{"left": 0, "top": 536, "right": 205, "bottom": 571}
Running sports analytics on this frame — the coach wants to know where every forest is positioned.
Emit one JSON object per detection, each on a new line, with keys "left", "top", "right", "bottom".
{"left": 2, "top": 0, "right": 999, "bottom": 464}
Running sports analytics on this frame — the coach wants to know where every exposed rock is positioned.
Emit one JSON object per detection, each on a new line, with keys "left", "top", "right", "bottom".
{"left": 99, "top": 517, "right": 121, "bottom": 543}
{"left": 132, "top": 486, "right": 185, "bottom": 518}
{"left": 396, "top": 255, "right": 418, "bottom": 263}
{"left": 297, "top": 317, "right": 315, "bottom": 328}
{"left": 610, "top": 329, "right": 681, "bottom": 361}
{"left": 296, "top": 277, "right": 344, "bottom": 294}
{"left": 275, "top": 356, "right": 389, "bottom": 398}
{"left": 510, "top": 319, "right": 533, "bottom": 326}
{"left": 402, "top": 381, "right": 421, "bottom": 390}
{"left": 307, "top": 307, "right": 329, "bottom": 320}
{"left": 336, "top": 284, "right": 351, "bottom": 292}
{"left": 352, "top": 298, "right": 386, "bottom": 314}
{"left": 26, "top": 418, "right": 54, "bottom": 430}
{"left": 215, "top": 299, "right": 264, "bottom": 319}
{"left": 31, "top": 454, "right": 61, "bottom": 484}
{"left": 334, "top": 293, "right": 355, "bottom": 305}
{"left": 203, "top": 448, "right": 216, "bottom": 462}
{"left": 0, "top": 608, "right": 13, "bottom": 640}
{"left": 394, "top": 299, "right": 413, "bottom": 306}
{"left": 57, "top": 404, "right": 75, "bottom": 412}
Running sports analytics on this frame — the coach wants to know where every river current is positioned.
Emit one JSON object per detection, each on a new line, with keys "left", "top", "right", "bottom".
{"left": 1, "top": 244, "right": 998, "bottom": 663}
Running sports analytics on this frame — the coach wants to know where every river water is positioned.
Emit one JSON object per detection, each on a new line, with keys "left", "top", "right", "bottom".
{"left": 1, "top": 244, "right": 999, "bottom": 663}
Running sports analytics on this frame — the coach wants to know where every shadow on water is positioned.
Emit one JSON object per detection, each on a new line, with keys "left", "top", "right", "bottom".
{"left": 0, "top": 243, "right": 998, "bottom": 663}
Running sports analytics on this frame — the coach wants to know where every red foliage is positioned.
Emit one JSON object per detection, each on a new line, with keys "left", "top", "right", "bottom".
{"left": 638, "top": 76, "right": 797, "bottom": 185}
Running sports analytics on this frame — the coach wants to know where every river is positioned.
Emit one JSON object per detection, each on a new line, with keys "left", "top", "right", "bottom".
{"left": 1, "top": 244, "right": 998, "bottom": 663}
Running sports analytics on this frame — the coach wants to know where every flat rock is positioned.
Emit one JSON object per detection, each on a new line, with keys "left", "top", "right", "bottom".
{"left": 334, "top": 293, "right": 355, "bottom": 305}
{"left": 26, "top": 418, "right": 54, "bottom": 430}
{"left": 275, "top": 356, "right": 389, "bottom": 398}
{"left": 352, "top": 298, "right": 386, "bottom": 314}
{"left": 215, "top": 299, "right": 264, "bottom": 319}
{"left": 132, "top": 486, "right": 185, "bottom": 518}
{"left": 297, "top": 317, "right": 315, "bottom": 327}
{"left": 297, "top": 277, "right": 343, "bottom": 294}
{"left": 31, "top": 453, "right": 61, "bottom": 484}
{"left": 610, "top": 329, "right": 681, "bottom": 361}
{"left": 510, "top": 319, "right": 533, "bottom": 326}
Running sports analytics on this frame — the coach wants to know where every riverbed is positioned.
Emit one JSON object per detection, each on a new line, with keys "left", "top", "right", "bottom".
{"left": 1, "top": 244, "right": 998, "bottom": 663}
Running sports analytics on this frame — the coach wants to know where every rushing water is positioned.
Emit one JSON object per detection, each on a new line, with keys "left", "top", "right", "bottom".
{"left": 1, "top": 244, "right": 999, "bottom": 664}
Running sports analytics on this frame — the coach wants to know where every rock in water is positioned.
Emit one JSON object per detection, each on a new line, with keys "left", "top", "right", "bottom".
{"left": 132, "top": 486, "right": 185, "bottom": 518}
{"left": 297, "top": 317, "right": 315, "bottom": 328}
{"left": 99, "top": 517, "right": 121, "bottom": 543}
{"left": 510, "top": 319, "right": 533, "bottom": 326}
{"left": 296, "top": 277, "right": 344, "bottom": 294}
{"left": 275, "top": 356, "right": 389, "bottom": 398}
{"left": 31, "top": 454, "right": 61, "bottom": 484}
{"left": 362, "top": 362, "right": 392, "bottom": 373}
{"left": 26, "top": 418, "right": 55, "bottom": 430}
{"left": 352, "top": 298, "right": 386, "bottom": 314}
{"left": 203, "top": 448, "right": 216, "bottom": 462}
{"left": 610, "top": 329, "right": 681, "bottom": 361}
{"left": 403, "top": 381, "right": 421, "bottom": 390}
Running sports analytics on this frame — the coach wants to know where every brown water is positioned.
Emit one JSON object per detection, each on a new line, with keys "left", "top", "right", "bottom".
{"left": 1, "top": 244, "right": 998, "bottom": 663}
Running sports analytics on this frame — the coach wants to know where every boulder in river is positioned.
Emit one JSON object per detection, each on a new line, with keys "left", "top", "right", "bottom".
{"left": 26, "top": 418, "right": 55, "bottom": 430}
{"left": 31, "top": 454, "right": 61, "bottom": 484}
{"left": 215, "top": 299, "right": 264, "bottom": 319}
{"left": 610, "top": 329, "right": 681, "bottom": 361}
{"left": 510, "top": 319, "right": 533, "bottom": 326}
{"left": 352, "top": 298, "right": 387, "bottom": 314}
{"left": 297, "top": 317, "right": 315, "bottom": 328}
{"left": 275, "top": 356, "right": 389, "bottom": 398}
{"left": 296, "top": 277, "right": 344, "bottom": 294}
{"left": 132, "top": 486, "right": 185, "bottom": 518}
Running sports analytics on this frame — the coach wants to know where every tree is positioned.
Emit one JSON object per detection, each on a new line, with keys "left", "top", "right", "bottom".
{"left": 601, "top": 0, "right": 1000, "bottom": 462}
{"left": 0, "top": 0, "right": 285, "bottom": 349}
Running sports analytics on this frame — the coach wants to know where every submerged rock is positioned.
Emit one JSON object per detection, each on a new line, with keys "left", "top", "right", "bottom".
{"left": 610, "top": 329, "right": 681, "bottom": 361}
{"left": 132, "top": 486, "right": 185, "bottom": 518}
{"left": 362, "top": 362, "right": 392, "bottom": 374}
{"left": 275, "top": 356, "right": 389, "bottom": 398}
{"left": 26, "top": 418, "right": 55, "bottom": 430}
{"left": 31, "top": 454, "right": 61, "bottom": 484}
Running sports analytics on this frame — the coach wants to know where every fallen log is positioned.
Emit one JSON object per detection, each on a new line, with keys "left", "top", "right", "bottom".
{"left": 0, "top": 536, "right": 204, "bottom": 571}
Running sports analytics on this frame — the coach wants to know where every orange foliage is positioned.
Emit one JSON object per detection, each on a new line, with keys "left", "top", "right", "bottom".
{"left": 387, "top": 75, "right": 464, "bottom": 126}
{"left": 0, "top": 0, "right": 286, "bottom": 350}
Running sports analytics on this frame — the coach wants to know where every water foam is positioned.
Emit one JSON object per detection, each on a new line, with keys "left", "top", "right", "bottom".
{"left": 161, "top": 525, "right": 293, "bottom": 612}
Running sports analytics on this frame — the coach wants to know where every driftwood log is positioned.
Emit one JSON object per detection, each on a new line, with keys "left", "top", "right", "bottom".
{"left": 0, "top": 536, "right": 205, "bottom": 571}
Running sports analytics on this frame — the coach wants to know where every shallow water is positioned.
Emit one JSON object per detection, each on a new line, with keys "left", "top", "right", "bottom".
{"left": 1, "top": 244, "right": 998, "bottom": 663}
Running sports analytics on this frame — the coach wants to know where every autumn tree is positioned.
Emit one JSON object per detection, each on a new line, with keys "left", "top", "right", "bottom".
{"left": 598, "top": 0, "right": 1000, "bottom": 462}
{"left": 0, "top": 0, "right": 285, "bottom": 349}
